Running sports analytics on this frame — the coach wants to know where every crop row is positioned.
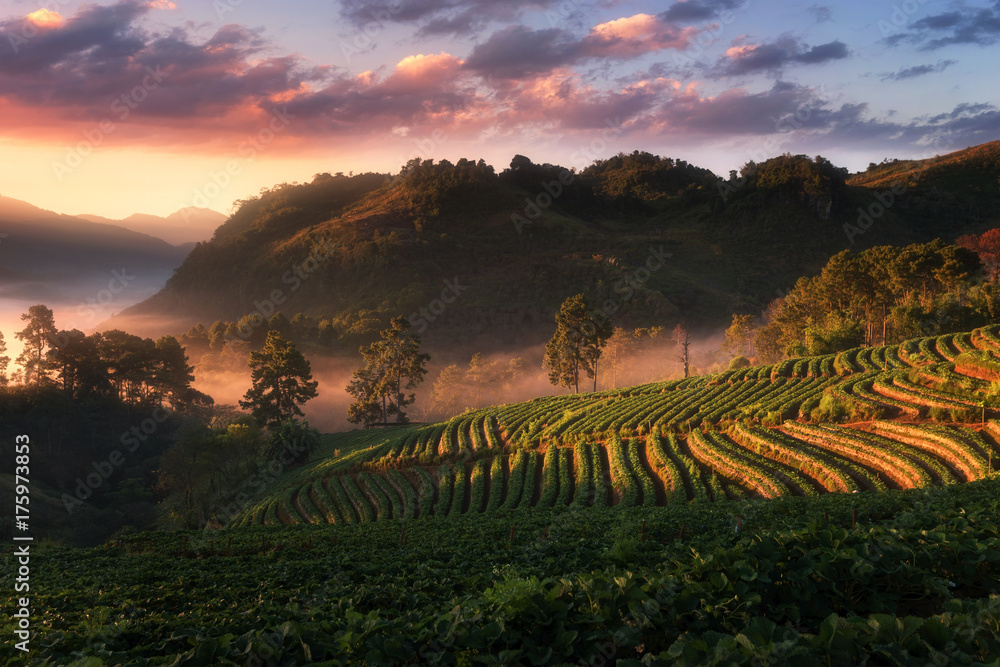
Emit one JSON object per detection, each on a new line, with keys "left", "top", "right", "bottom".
{"left": 731, "top": 423, "right": 856, "bottom": 493}
{"left": 687, "top": 429, "right": 785, "bottom": 499}
{"left": 249, "top": 408, "right": 999, "bottom": 526}
{"left": 869, "top": 421, "right": 989, "bottom": 482}
{"left": 782, "top": 422, "right": 928, "bottom": 490}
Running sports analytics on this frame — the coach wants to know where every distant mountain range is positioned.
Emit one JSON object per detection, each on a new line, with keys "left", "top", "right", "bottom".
{"left": 77, "top": 208, "right": 227, "bottom": 246}
{"left": 0, "top": 197, "right": 224, "bottom": 331}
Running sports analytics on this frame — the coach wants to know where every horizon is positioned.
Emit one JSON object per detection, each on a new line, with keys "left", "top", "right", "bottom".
{"left": 0, "top": 0, "right": 995, "bottom": 219}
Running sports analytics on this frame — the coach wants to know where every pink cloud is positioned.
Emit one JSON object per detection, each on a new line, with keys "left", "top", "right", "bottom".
{"left": 584, "top": 14, "right": 700, "bottom": 58}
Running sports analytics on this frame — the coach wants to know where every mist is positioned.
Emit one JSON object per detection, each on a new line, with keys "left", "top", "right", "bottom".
{"left": 0, "top": 279, "right": 733, "bottom": 432}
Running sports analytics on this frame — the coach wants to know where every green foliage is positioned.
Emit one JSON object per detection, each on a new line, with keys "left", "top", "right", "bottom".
{"left": 544, "top": 293, "right": 614, "bottom": 393}
{"left": 728, "top": 355, "right": 751, "bottom": 370}
{"left": 16, "top": 476, "right": 1000, "bottom": 664}
{"left": 346, "top": 316, "right": 430, "bottom": 426}
{"left": 240, "top": 330, "right": 318, "bottom": 428}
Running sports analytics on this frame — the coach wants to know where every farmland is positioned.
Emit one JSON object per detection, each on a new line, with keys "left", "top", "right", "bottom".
{"left": 230, "top": 326, "right": 1000, "bottom": 528}
{"left": 7, "top": 325, "right": 1000, "bottom": 664}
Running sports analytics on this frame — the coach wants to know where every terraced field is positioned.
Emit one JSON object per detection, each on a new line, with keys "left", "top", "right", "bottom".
{"left": 232, "top": 325, "right": 1000, "bottom": 527}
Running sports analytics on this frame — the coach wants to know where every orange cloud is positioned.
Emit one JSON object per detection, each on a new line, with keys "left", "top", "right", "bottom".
{"left": 26, "top": 9, "right": 63, "bottom": 28}
{"left": 393, "top": 53, "right": 462, "bottom": 81}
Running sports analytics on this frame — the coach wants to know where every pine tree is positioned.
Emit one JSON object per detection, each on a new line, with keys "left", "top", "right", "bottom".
{"left": 15, "top": 304, "right": 57, "bottom": 386}
{"left": 240, "top": 331, "right": 318, "bottom": 428}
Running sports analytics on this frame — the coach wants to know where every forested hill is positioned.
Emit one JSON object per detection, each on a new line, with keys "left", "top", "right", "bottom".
{"left": 118, "top": 143, "right": 1000, "bottom": 356}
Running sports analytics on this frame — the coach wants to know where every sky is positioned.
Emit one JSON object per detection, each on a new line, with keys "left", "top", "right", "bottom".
{"left": 0, "top": 0, "right": 996, "bottom": 219}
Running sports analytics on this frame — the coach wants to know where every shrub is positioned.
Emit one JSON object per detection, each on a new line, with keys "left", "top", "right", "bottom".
{"left": 728, "top": 355, "right": 751, "bottom": 370}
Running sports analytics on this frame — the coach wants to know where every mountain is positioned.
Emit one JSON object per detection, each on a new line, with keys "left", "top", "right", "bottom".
{"left": 0, "top": 196, "right": 191, "bottom": 329}
{"left": 77, "top": 207, "right": 227, "bottom": 246}
{"left": 117, "top": 143, "right": 1000, "bottom": 358}
{"left": 846, "top": 139, "right": 1000, "bottom": 236}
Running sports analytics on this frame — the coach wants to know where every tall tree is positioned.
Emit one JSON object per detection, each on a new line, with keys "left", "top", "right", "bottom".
{"left": 0, "top": 330, "right": 9, "bottom": 387}
{"left": 346, "top": 316, "right": 430, "bottom": 426}
{"left": 543, "top": 294, "right": 613, "bottom": 393}
{"left": 240, "top": 331, "right": 319, "bottom": 428}
{"left": 153, "top": 336, "right": 212, "bottom": 410}
{"left": 47, "top": 329, "right": 110, "bottom": 398}
{"left": 672, "top": 323, "right": 691, "bottom": 379}
{"left": 15, "top": 304, "right": 57, "bottom": 386}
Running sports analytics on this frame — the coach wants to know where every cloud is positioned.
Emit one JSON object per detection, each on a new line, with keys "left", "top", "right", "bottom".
{"left": 0, "top": 1, "right": 329, "bottom": 133}
{"left": 337, "top": 0, "right": 561, "bottom": 37}
{"left": 0, "top": 0, "right": 990, "bottom": 166}
{"left": 646, "top": 79, "right": 1000, "bottom": 158}
{"left": 808, "top": 5, "right": 832, "bottom": 23}
{"left": 659, "top": 0, "right": 748, "bottom": 23}
{"left": 25, "top": 9, "right": 64, "bottom": 28}
{"left": 885, "top": 3, "right": 1000, "bottom": 50}
{"left": 282, "top": 52, "right": 485, "bottom": 133}
{"left": 879, "top": 59, "right": 956, "bottom": 81}
{"left": 718, "top": 37, "right": 849, "bottom": 75}
{"left": 463, "top": 15, "right": 701, "bottom": 79}
{"left": 656, "top": 80, "right": 828, "bottom": 135}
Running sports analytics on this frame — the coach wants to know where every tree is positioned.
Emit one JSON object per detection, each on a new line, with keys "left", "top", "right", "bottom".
{"left": 604, "top": 328, "right": 635, "bottom": 389}
{"left": 543, "top": 294, "right": 613, "bottom": 393}
{"left": 240, "top": 331, "right": 319, "bottom": 428}
{"left": 723, "top": 314, "right": 756, "bottom": 359}
{"left": 15, "top": 304, "right": 57, "bottom": 386}
{"left": 958, "top": 229, "right": 1000, "bottom": 282}
{"left": 430, "top": 364, "right": 466, "bottom": 417}
{"left": 0, "top": 331, "right": 9, "bottom": 387}
{"left": 466, "top": 353, "right": 527, "bottom": 404}
{"left": 47, "top": 329, "right": 110, "bottom": 398}
{"left": 673, "top": 323, "right": 691, "bottom": 378}
{"left": 153, "top": 336, "right": 212, "bottom": 410}
{"left": 346, "top": 316, "right": 430, "bottom": 426}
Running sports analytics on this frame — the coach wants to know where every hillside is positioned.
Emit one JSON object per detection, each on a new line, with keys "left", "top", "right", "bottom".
{"left": 233, "top": 325, "right": 1000, "bottom": 527}
{"left": 847, "top": 139, "right": 1000, "bottom": 235}
{"left": 116, "top": 144, "right": 1000, "bottom": 356}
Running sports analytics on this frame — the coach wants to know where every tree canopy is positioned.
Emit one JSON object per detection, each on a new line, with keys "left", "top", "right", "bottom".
{"left": 544, "top": 294, "right": 613, "bottom": 393}
{"left": 346, "top": 316, "right": 430, "bottom": 427}
{"left": 240, "top": 331, "right": 319, "bottom": 428}
{"left": 747, "top": 240, "right": 986, "bottom": 360}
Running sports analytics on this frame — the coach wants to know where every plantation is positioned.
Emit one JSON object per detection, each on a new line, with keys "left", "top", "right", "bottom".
{"left": 5, "top": 478, "right": 1000, "bottom": 664}
{"left": 9, "top": 325, "right": 1000, "bottom": 664}
{"left": 229, "top": 326, "right": 1000, "bottom": 527}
